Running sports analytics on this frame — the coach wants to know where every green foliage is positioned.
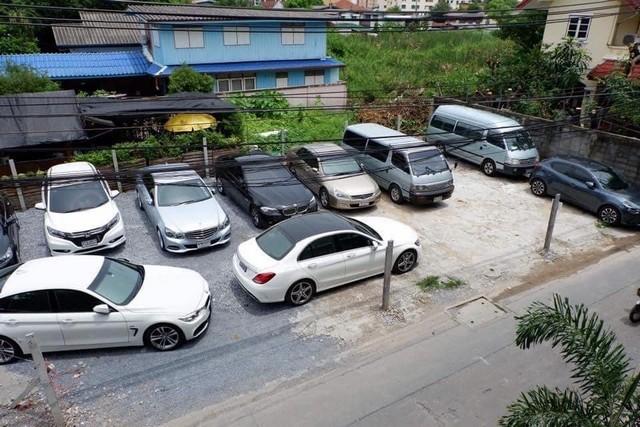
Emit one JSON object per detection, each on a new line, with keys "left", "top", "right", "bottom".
{"left": 229, "top": 91, "right": 290, "bottom": 118}
{"left": 604, "top": 75, "right": 640, "bottom": 127}
{"left": 328, "top": 30, "right": 513, "bottom": 101}
{"left": 0, "top": 5, "right": 39, "bottom": 54}
{"left": 0, "top": 63, "right": 59, "bottom": 95}
{"left": 168, "top": 65, "right": 215, "bottom": 94}
{"left": 284, "top": 0, "right": 323, "bottom": 8}
{"left": 464, "top": 0, "right": 483, "bottom": 11}
{"left": 500, "top": 294, "right": 640, "bottom": 426}
{"left": 487, "top": 0, "right": 546, "bottom": 51}
{"left": 386, "top": 5, "right": 401, "bottom": 12}
{"left": 416, "top": 275, "right": 466, "bottom": 291}
{"left": 432, "top": 0, "right": 451, "bottom": 13}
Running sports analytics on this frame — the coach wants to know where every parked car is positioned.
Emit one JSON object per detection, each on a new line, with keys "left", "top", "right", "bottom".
{"left": 426, "top": 105, "right": 539, "bottom": 177}
{"left": 232, "top": 211, "right": 420, "bottom": 305}
{"left": 529, "top": 155, "right": 640, "bottom": 226}
{"left": 35, "top": 162, "right": 125, "bottom": 255}
{"left": 286, "top": 143, "right": 381, "bottom": 209}
{"left": 215, "top": 151, "right": 317, "bottom": 228}
{"left": 136, "top": 164, "right": 230, "bottom": 252}
{"left": 0, "top": 195, "right": 19, "bottom": 269}
{"left": 0, "top": 255, "right": 211, "bottom": 364}
{"left": 342, "top": 123, "right": 454, "bottom": 204}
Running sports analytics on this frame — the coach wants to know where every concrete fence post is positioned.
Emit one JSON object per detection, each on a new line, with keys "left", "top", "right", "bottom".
{"left": 396, "top": 115, "right": 402, "bottom": 131}
{"left": 111, "top": 150, "right": 123, "bottom": 194}
{"left": 202, "top": 137, "right": 210, "bottom": 178}
{"left": 543, "top": 193, "right": 561, "bottom": 253}
{"left": 381, "top": 240, "right": 394, "bottom": 310}
{"left": 26, "top": 334, "right": 65, "bottom": 427}
{"left": 8, "top": 159, "right": 26, "bottom": 211}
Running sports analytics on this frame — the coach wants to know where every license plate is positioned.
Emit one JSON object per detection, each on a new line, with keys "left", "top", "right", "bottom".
{"left": 196, "top": 240, "right": 210, "bottom": 249}
{"left": 81, "top": 239, "right": 98, "bottom": 248}
{"left": 434, "top": 196, "right": 443, "bottom": 202}
{"left": 359, "top": 201, "right": 369, "bottom": 207}
{"left": 239, "top": 260, "right": 247, "bottom": 272}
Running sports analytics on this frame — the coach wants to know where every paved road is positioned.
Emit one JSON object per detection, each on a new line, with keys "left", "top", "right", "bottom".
{"left": 174, "top": 245, "right": 640, "bottom": 427}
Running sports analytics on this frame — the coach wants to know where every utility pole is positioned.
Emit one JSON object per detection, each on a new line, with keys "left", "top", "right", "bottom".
{"left": 202, "top": 137, "right": 210, "bottom": 179}
{"left": 381, "top": 240, "right": 394, "bottom": 310}
{"left": 543, "top": 193, "right": 561, "bottom": 254}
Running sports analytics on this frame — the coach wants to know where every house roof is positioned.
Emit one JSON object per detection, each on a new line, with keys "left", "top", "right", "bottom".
{"left": 127, "top": 4, "right": 337, "bottom": 22}
{"left": 518, "top": 0, "right": 640, "bottom": 8}
{"left": 52, "top": 11, "right": 144, "bottom": 47}
{"left": 323, "top": 0, "right": 366, "bottom": 12}
{"left": 0, "top": 50, "right": 151, "bottom": 80}
{"left": 154, "top": 58, "right": 344, "bottom": 76}
{"left": 587, "top": 59, "right": 640, "bottom": 80}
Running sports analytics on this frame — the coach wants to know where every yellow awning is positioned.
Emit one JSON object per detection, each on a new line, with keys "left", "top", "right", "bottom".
{"left": 164, "top": 113, "right": 216, "bottom": 133}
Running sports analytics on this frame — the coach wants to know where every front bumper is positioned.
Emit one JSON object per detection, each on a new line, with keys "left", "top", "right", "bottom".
{"left": 231, "top": 254, "right": 285, "bottom": 303}
{"left": 180, "top": 295, "right": 212, "bottom": 341}
{"left": 260, "top": 204, "right": 318, "bottom": 225}
{"left": 409, "top": 185, "right": 454, "bottom": 204}
{"left": 330, "top": 191, "right": 381, "bottom": 210}
{"left": 47, "top": 221, "right": 126, "bottom": 256}
{"left": 621, "top": 209, "right": 640, "bottom": 226}
{"left": 503, "top": 164, "right": 535, "bottom": 177}
{"left": 163, "top": 224, "right": 231, "bottom": 253}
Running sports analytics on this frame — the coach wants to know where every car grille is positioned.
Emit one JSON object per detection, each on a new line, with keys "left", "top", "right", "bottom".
{"left": 351, "top": 193, "right": 373, "bottom": 200}
{"left": 281, "top": 204, "right": 308, "bottom": 217}
{"left": 427, "top": 181, "right": 452, "bottom": 192}
{"left": 65, "top": 224, "right": 110, "bottom": 246}
{"left": 519, "top": 158, "right": 537, "bottom": 166}
{"left": 185, "top": 227, "right": 219, "bottom": 240}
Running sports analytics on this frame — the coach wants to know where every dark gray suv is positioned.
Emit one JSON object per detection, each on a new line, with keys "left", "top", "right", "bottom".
{"left": 529, "top": 155, "right": 640, "bottom": 226}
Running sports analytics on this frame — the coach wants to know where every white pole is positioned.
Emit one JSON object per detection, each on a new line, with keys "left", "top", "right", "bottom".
{"left": 382, "top": 240, "right": 394, "bottom": 310}
{"left": 543, "top": 193, "right": 561, "bottom": 253}
{"left": 8, "top": 159, "right": 26, "bottom": 211}
{"left": 26, "top": 334, "right": 65, "bottom": 427}
{"left": 111, "top": 150, "right": 123, "bottom": 193}
{"left": 202, "top": 137, "right": 210, "bottom": 178}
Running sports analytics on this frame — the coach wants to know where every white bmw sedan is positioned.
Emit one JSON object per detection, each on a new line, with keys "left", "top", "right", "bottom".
{"left": 0, "top": 256, "right": 211, "bottom": 364}
{"left": 232, "top": 212, "right": 420, "bottom": 305}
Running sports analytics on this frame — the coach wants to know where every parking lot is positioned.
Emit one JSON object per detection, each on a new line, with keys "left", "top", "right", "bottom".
{"left": 3, "top": 159, "right": 639, "bottom": 426}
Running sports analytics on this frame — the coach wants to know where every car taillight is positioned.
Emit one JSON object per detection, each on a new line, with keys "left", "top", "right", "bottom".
{"left": 253, "top": 272, "right": 276, "bottom": 284}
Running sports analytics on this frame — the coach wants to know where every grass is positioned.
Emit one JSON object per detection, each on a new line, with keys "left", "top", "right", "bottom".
{"left": 328, "top": 30, "right": 514, "bottom": 101}
{"left": 416, "top": 275, "right": 467, "bottom": 291}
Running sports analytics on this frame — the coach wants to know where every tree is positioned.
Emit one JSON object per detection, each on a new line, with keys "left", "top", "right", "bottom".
{"left": 431, "top": 0, "right": 451, "bottom": 13}
{"left": 167, "top": 65, "right": 214, "bottom": 93}
{"left": 500, "top": 294, "right": 640, "bottom": 426}
{"left": 0, "top": 63, "right": 59, "bottom": 95}
{"left": 465, "top": 1, "right": 483, "bottom": 11}
{"left": 386, "top": 5, "right": 401, "bottom": 12}
{"left": 284, "top": 0, "right": 323, "bottom": 8}
{"left": 487, "top": 0, "right": 546, "bottom": 51}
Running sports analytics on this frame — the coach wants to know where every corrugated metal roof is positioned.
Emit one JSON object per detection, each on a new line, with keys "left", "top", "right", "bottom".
{"left": 156, "top": 58, "right": 344, "bottom": 76}
{"left": 52, "top": 11, "right": 144, "bottom": 47}
{"left": 127, "top": 4, "right": 337, "bottom": 22}
{"left": 0, "top": 51, "right": 150, "bottom": 80}
{"left": 587, "top": 59, "right": 640, "bottom": 80}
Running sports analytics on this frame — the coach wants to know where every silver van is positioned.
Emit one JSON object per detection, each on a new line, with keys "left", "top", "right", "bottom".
{"left": 342, "top": 123, "right": 454, "bottom": 204}
{"left": 426, "top": 105, "right": 539, "bottom": 177}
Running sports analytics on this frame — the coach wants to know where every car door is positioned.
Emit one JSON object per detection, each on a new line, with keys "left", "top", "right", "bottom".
{"left": 234, "top": 165, "right": 253, "bottom": 212}
{"left": 224, "top": 162, "right": 248, "bottom": 209}
{"left": 389, "top": 151, "right": 411, "bottom": 193}
{"left": 335, "top": 232, "right": 385, "bottom": 282}
{"left": 0, "top": 290, "right": 65, "bottom": 350}
{"left": 296, "top": 235, "right": 346, "bottom": 291}
{"left": 363, "top": 140, "right": 389, "bottom": 180}
{"left": 548, "top": 161, "right": 580, "bottom": 204}
{"left": 140, "top": 174, "right": 160, "bottom": 226}
{"left": 563, "top": 166, "right": 601, "bottom": 212}
{"left": 298, "top": 149, "right": 322, "bottom": 193}
{"left": 484, "top": 131, "right": 507, "bottom": 170}
{"left": 53, "top": 289, "right": 129, "bottom": 347}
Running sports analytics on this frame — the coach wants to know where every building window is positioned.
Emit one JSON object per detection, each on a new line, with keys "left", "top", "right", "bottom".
{"left": 401, "top": 4, "right": 406, "bottom": 8}
{"left": 216, "top": 73, "right": 256, "bottom": 92}
{"left": 304, "top": 70, "right": 324, "bottom": 86}
{"left": 276, "top": 72, "right": 289, "bottom": 88}
{"left": 174, "top": 27, "right": 204, "bottom": 49}
{"left": 151, "top": 30, "right": 160, "bottom": 47}
{"left": 282, "top": 24, "right": 305, "bottom": 45}
{"left": 223, "top": 26, "right": 250, "bottom": 46}
{"left": 567, "top": 16, "right": 591, "bottom": 40}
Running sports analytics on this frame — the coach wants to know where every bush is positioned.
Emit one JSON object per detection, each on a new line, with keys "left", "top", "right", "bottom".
{"left": 0, "top": 63, "right": 58, "bottom": 95}
{"left": 229, "top": 91, "right": 290, "bottom": 118}
{"left": 168, "top": 65, "right": 215, "bottom": 94}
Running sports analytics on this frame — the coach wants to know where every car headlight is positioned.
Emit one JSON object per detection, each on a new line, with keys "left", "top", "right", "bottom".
{"left": 334, "top": 189, "right": 348, "bottom": 198}
{"left": 309, "top": 196, "right": 317, "bottom": 206}
{"left": 507, "top": 158, "right": 521, "bottom": 165}
{"left": 164, "top": 227, "right": 185, "bottom": 239}
{"left": 222, "top": 215, "right": 230, "bottom": 228}
{"left": 410, "top": 184, "right": 428, "bottom": 192}
{"left": 46, "top": 226, "right": 67, "bottom": 239}
{"left": 179, "top": 309, "right": 201, "bottom": 322}
{"left": 106, "top": 213, "right": 120, "bottom": 230}
{"left": 0, "top": 246, "right": 13, "bottom": 262}
{"left": 260, "top": 206, "right": 279, "bottom": 214}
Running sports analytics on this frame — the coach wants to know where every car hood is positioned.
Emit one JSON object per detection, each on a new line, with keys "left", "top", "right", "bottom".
{"left": 357, "top": 216, "right": 418, "bottom": 246}
{"left": 158, "top": 197, "right": 226, "bottom": 232}
{"left": 412, "top": 170, "right": 453, "bottom": 185}
{"left": 614, "top": 187, "right": 640, "bottom": 205}
{"left": 45, "top": 201, "right": 119, "bottom": 233}
{"left": 249, "top": 180, "right": 314, "bottom": 208}
{"left": 126, "top": 265, "right": 209, "bottom": 314}
{"left": 323, "top": 173, "right": 379, "bottom": 197}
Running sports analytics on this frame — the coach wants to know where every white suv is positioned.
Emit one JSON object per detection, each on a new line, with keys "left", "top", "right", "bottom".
{"left": 36, "top": 162, "right": 125, "bottom": 255}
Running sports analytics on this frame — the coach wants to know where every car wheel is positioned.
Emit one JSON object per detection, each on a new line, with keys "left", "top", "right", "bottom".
{"left": 144, "top": 324, "right": 184, "bottom": 351}
{"left": 530, "top": 178, "right": 547, "bottom": 197}
{"left": 286, "top": 280, "right": 315, "bottom": 306}
{"left": 598, "top": 205, "right": 621, "bottom": 226}
{"left": 630, "top": 307, "right": 640, "bottom": 323}
{"left": 157, "top": 228, "right": 166, "bottom": 251}
{"left": 389, "top": 184, "right": 404, "bottom": 204}
{"left": 136, "top": 191, "right": 143, "bottom": 210}
{"left": 481, "top": 159, "right": 496, "bottom": 177}
{"left": 319, "top": 188, "right": 330, "bottom": 209}
{"left": 216, "top": 178, "right": 225, "bottom": 195}
{"left": 393, "top": 250, "right": 417, "bottom": 274}
{"left": 0, "top": 336, "right": 19, "bottom": 365}
{"left": 251, "top": 206, "right": 265, "bottom": 229}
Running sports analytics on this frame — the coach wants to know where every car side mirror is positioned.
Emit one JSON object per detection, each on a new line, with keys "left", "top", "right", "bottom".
{"left": 110, "top": 190, "right": 120, "bottom": 198}
{"left": 93, "top": 304, "right": 110, "bottom": 315}
{"left": 585, "top": 181, "right": 595, "bottom": 189}
{"left": 371, "top": 240, "right": 380, "bottom": 248}
{"left": 35, "top": 202, "right": 46, "bottom": 210}
{"left": 311, "top": 167, "right": 319, "bottom": 174}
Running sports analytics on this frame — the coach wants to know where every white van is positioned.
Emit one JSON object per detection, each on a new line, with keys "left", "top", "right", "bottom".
{"left": 426, "top": 105, "right": 539, "bottom": 177}
{"left": 342, "top": 123, "right": 454, "bottom": 204}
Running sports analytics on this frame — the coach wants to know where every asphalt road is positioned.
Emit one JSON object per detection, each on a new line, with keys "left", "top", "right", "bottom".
{"left": 8, "top": 190, "right": 341, "bottom": 426}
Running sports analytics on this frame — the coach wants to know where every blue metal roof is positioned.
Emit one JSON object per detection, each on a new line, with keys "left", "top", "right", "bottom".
{"left": 156, "top": 58, "right": 344, "bottom": 76}
{"left": 0, "top": 51, "right": 151, "bottom": 80}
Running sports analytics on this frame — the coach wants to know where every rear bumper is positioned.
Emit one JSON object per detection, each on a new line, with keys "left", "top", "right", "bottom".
{"left": 231, "top": 254, "right": 285, "bottom": 303}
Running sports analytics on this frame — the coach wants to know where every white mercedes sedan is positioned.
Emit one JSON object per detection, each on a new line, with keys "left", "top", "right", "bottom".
{"left": 232, "top": 212, "right": 421, "bottom": 305}
{"left": 0, "top": 256, "right": 211, "bottom": 364}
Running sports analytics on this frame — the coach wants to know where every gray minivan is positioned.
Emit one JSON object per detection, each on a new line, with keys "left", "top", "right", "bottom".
{"left": 342, "top": 123, "right": 454, "bottom": 204}
{"left": 426, "top": 105, "right": 539, "bottom": 177}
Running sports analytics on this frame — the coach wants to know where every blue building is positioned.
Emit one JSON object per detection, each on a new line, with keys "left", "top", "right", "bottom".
{"left": 0, "top": 6, "right": 346, "bottom": 106}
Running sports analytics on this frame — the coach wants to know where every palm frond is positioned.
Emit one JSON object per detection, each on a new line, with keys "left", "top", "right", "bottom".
{"left": 499, "top": 386, "right": 597, "bottom": 427}
{"left": 514, "top": 294, "right": 630, "bottom": 403}
{"left": 610, "top": 371, "right": 640, "bottom": 427}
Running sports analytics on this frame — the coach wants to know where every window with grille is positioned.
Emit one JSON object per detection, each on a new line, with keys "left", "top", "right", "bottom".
{"left": 567, "top": 16, "right": 591, "bottom": 40}
{"left": 216, "top": 73, "right": 256, "bottom": 92}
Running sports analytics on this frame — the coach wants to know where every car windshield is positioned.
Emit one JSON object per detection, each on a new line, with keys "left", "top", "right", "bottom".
{"left": 156, "top": 179, "right": 211, "bottom": 207}
{"left": 346, "top": 217, "right": 382, "bottom": 240}
{"left": 245, "top": 163, "right": 292, "bottom": 184}
{"left": 49, "top": 181, "right": 109, "bottom": 213}
{"left": 503, "top": 131, "right": 536, "bottom": 152}
{"left": 88, "top": 258, "right": 144, "bottom": 305}
{"left": 592, "top": 168, "right": 628, "bottom": 191}
{"left": 256, "top": 227, "right": 294, "bottom": 260}
{"left": 321, "top": 158, "right": 361, "bottom": 176}
{"left": 408, "top": 150, "right": 449, "bottom": 176}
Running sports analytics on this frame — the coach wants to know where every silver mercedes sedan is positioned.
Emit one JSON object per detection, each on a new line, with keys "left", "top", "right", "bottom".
{"left": 136, "top": 164, "right": 230, "bottom": 253}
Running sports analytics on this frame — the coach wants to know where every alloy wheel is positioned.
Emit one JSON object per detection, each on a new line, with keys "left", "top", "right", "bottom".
{"left": 0, "top": 338, "right": 16, "bottom": 364}
{"left": 148, "top": 326, "right": 180, "bottom": 351}
{"left": 251, "top": 207, "right": 263, "bottom": 228}
{"left": 390, "top": 185, "right": 402, "bottom": 204}
{"left": 395, "top": 251, "right": 416, "bottom": 273}
{"left": 482, "top": 160, "right": 495, "bottom": 176}
{"left": 216, "top": 180, "right": 224, "bottom": 195}
{"left": 319, "top": 189, "right": 330, "bottom": 208}
{"left": 599, "top": 206, "right": 619, "bottom": 225}
{"left": 288, "top": 281, "right": 314, "bottom": 305}
{"left": 530, "top": 179, "right": 546, "bottom": 196}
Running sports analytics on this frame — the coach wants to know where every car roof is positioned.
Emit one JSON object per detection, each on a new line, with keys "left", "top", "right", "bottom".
{"left": 434, "top": 105, "right": 521, "bottom": 129}
{"left": 551, "top": 155, "right": 612, "bottom": 171}
{"left": 271, "top": 212, "right": 358, "bottom": 243}
{"left": 346, "top": 123, "right": 426, "bottom": 148}
{"left": 140, "top": 163, "right": 201, "bottom": 184}
{"left": 47, "top": 161, "right": 96, "bottom": 177}
{"left": 235, "top": 151, "right": 280, "bottom": 164}
{"left": 0, "top": 256, "right": 105, "bottom": 297}
{"left": 302, "top": 143, "right": 346, "bottom": 156}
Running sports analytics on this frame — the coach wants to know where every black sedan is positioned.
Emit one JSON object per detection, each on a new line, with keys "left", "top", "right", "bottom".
{"left": 215, "top": 151, "right": 317, "bottom": 228}
{"left": 529, "top": 155, "right": 640, "bottom": 226}
{"left": 0, "top": 194, "right": 20, "bottom": 267}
